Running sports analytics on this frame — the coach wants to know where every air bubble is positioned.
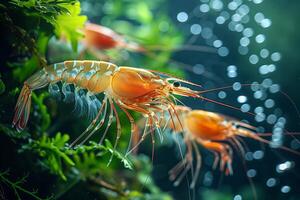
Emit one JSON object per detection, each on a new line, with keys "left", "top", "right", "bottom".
{"left": 260, "top": 49, "right": 269, "bottom": 58}
{"left": 247, "top": 169, "right": 257, "bottom": 177}
{"left": 266, "top": 178, "right": 277, "bottom": 187}
{"left": 218, "top": 91, "right": 227, "bottom": 99}
{"left": 271, "top": 52, "right": 281, "bottom": 62}
{"left": 218, "top": 46, "right": 229, "bottom": 57}
{"left": 237, "top": 95, "right": 247, "bottom": 103}
{"left": 255, "top": 34, "right": 265, "bottom": 43}
{"left": 177, "top": 12, "right": 188, "bottom": 22}
{"left": 281, "top": 186, "right": 291, "bottom": 193}
{"left": 213, "top": 40, "right": 223, "bottom": 48}
{"left": 249, "top": 54, "right": 259, "bottom": 64}
{"left": 190, "top": 24, "right": 202, "bottom": 35}
{"left": 241, "top": 104, "right": 250, "bottom": 112}
{"left": 200, "top": 4, "right": 210, "bottom": 13}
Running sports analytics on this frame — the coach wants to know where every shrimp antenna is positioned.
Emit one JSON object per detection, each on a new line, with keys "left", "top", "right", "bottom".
{"left": 197, "top": 95, "right": 255, "bottom": 117}
{"left": 199, "top": 83, "right": 300, "bottom": 121}
{"left": 148, "top": 69, "right": 202, "bottom": 88}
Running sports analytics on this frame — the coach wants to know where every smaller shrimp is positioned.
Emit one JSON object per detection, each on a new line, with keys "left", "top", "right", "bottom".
{"left": 83, "top": 22, "right": 145, "bottom": 52}
{"left": 167, "top": 105, "right": 300, "bottom": 189}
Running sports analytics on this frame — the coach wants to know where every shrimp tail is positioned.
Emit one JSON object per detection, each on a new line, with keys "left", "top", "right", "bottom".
{"left": 12, "top": 84, "right": 32, "bottom": 132}
{"left": 12, "top": 69, "right": 50, "bottom": 132}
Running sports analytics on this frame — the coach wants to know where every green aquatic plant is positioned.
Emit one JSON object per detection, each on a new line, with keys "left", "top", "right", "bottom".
{"left": 0, "top": 0, "right": 187, "bottom": 199}
{"left": 0, "top": 170, "right": 51, "bottom": 200}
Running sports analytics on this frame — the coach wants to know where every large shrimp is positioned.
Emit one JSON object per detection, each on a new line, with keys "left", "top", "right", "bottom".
{"left": 12, "top": 60, "right": 203, "bottom": 160}
{"left": 166, "top": 105, "right": 300, "bottom": 189}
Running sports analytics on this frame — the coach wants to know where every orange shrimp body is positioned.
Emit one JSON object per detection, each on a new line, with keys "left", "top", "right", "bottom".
{"left": 167, "top": 105, "right": 299, "bottom": 188}
{"left": 13, "top": 60, "right": 200, "bottom": 152}
{"left": 83, "top": 23, "right": 144, "bottom": 52}
{"left": 185, "top": 110, "right": 229, "bottom": 141}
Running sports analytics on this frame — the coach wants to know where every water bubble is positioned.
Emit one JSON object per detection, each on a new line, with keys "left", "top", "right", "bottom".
{"left": 177, "top": 12, "right": 188, "bottom": 22}
{"left": 237, "top": 95, "right": 247, "bottom": 103}
{"left": 228, "top": 2, "right": 238, "bottom": 10}
{"left": 216, "top": 16, "right": 226, "bottom": 24}
{"left": 241, "top": 104, "right": 251, "bottom": 112}
{"left": 261, "top": 18, "right": 272, "bottom": 28}
{"left": 291, "top": 139, "right": 300, "bottom": 150}
{"left": 249, "top": 54, "right": 259, "bottom": 64}
{"left": 240, "top": 37, "right": 250, "bottom": 46}
{"left": 253, "top": 0, "right": 264, "bottom": 4}
{"left": 228, "top": 70, "right": 237, "bottom": 78}
{"left": 247, "top": 169, "right": 257, "bottom": 177}
{"left": 255, "top": 112, "right": 266, "bottom": 122}
{"left": 269, "top": 84, "right": 280, "bottom": 93}
{"left": 243, "top": 28, "right": 254, "bottom": 37}
{"left": 202, "top": 27, "right": 213, "bottom": 39}
{"left": 266, "top": 178, "right": 277, "bottom": 187}
{"left": 276, "top": 161, "right": 293, "bottom": 173}
{"left": 254, "top": 12, "right": 265, "bottom": 23}
{"left": 253, "top": 150, "right": 264, "bottom": 159}
{"left": 218, "top": 46, "right": 229, "bottom": 57}
{"left": 200, "top": 4, "right": 210, "bottom": 13}
{"left": 233, "top": 195, "right": 242, "bottom": 200}
{"left": 260, "top": 49, "right": 269, "bottom": 58}
{"left": 203, "top": 171, "right": 213, "bottom": 186}
{"left": 238, "top": 4, "right": 250, "bottom": 15}
{"left": 238, "top": 46, "right": 249, "bottom": 55}
{"left": 218, "top": 91, "right": 227, "bottom": 99}
{"left": 193, "top": 64, "right": 205, "bottom": 74}
{"left": 227, "top": 65, "right": 237, "bottom": 71}
{"left": 267, "top": 114, "right": 277, "bottom": 124}
{"left": 245, "top": 152, "right": 253, "bottom": 161}
{"left": 190, "top": 24, "right": 202, "bottom": 35}
{"left": 265, "top": 99, "right": 275, "bottom": 108}
{"left": 232, "top": 13, "right": 242, "bottom": 22}
{"left": 233, "top": 82, "right": 242, "bottom": 91}
{"left": 220, "top": 11, "right": 230, "bottom": 19}
{"left": 235, "top": 23, "right": 244, "bottom": 32}
{"left": 255, "top": 34, "right": 265, "bottom": 43}
{"left": 271, "top": 52, "right": 281, "bottom": 62}
{"left": 281, "top": 185, "right": 291, "bottom": 193}
{"left": 210, "top": 0, "right": 223, "bottom": 11}
{"left": 213, "top": 40, "right": 223, "bottom": 48}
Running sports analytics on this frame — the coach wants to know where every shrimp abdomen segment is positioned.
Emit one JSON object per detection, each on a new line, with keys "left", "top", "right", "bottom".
{"left": 45, "top": 60, "right": 117, "bottom": 93}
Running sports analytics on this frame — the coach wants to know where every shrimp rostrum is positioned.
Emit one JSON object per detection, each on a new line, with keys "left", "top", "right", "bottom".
{"left": 12, "top": 60, "right": 202, "bottom": 153}
{"left": 167, "top": 105, "right": 300, "bottom": 189}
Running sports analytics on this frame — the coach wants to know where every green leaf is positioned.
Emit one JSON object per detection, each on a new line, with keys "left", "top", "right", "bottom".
{"left": 0, "top": 78, "right": 5, "bottom": 95}
{"left": 0, "top": 124, "right": 30, "bottom": 139}
{"left": 54, "top": 2, "right": 87, "bottom": 51}
{"left": 32, "top": 93, "right": 51, "bottom": 132}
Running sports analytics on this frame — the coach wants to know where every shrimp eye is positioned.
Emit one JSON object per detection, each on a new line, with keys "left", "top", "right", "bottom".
{"left": 173, "top": 81, "right": 181, "bottom": 87}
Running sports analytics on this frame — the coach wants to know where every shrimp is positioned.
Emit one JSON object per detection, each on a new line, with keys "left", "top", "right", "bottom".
{"left": 81, "top": 23, "right": 217, "bottom": 78}
{"left": 83, "top": 22, "right": 145, "bottom": 52}
{"left": 12, "top": 60, "right": 203, "bottom": 160}
{"left": 166, "top": 105, "right": 300, "bottom": 189}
